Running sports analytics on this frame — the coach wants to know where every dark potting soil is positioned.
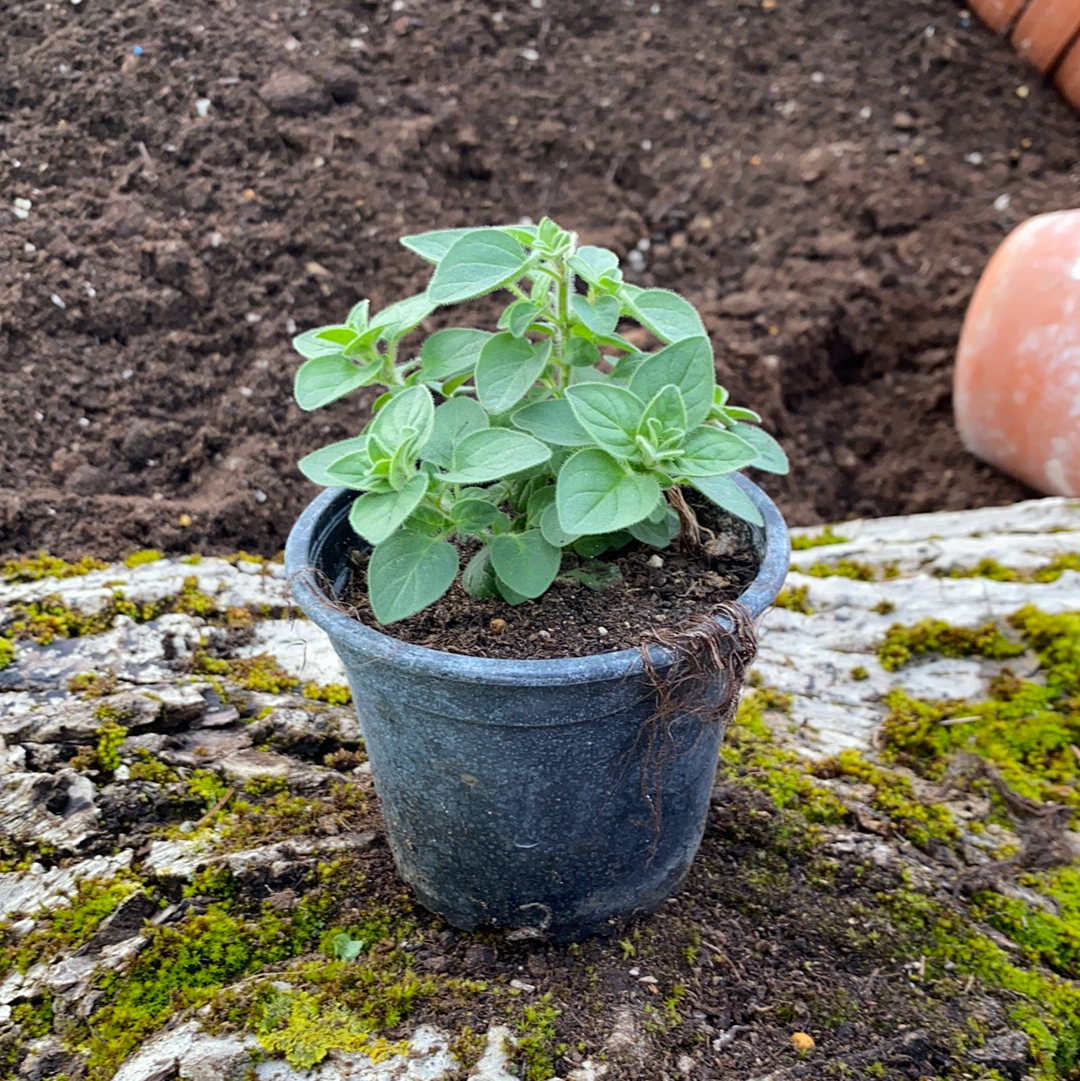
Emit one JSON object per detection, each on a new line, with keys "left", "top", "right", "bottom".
{"left": 338, "top": 509, "right": 760, "bottom": 659}
{"left": 2, "top": 0, "right": 1073, "bottom": 563}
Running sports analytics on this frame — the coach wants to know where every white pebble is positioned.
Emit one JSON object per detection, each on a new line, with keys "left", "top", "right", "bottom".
{"left": 244, "top": 312, "right": 261, "bottom": 323}
{"left": 33, "top": 411, "right": 43, "bottom": 421}
{"left": 122, "top": 368, "right": 134, "bottom": 379}
{"left": 597, "top": 627, "right": 609, "bottom": 636}
{"left": 23, "top": 242, "right": 35, "bottom": 253}
{"left": 195, "top": 98, "right": 212, "bottom": 118}
{"left": 647, "top": 554, "right": 664, "bottom": 568}
{"left": 859, "top": 106, "right": 872, "bottom": 120}
{"left": 965, "top": 151, "right": 984, "bottom": 165}
{"left": 640, "top": 138, "right": 652, "bottom": 151}
{"left": 50, "top": 293, "right": 66, "bottom": 309}
{"left": 239, "top": 386, "right": 253, "bottom": 397}
{"left": 993, "top": 193, "right": 1011, "bottom": 212}
{"left": 521, "top": 47, "right": 540, "bottom": 62}
{"left": 254, "top": 489, "right": 268, "bottom": 504}
{"left": 627, "top": 249, "right": 646, "bottom": 273}
{"left": 78, "top": 417, "right": 89, "bottom": 427}
{"left": 811, "top": 71, "right": 825, "bottom": 84}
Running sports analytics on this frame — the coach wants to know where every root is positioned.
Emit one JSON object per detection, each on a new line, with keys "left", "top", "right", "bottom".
{"left": 634, "top": 601, "right": 759, "bottom": 850}
{"left": 667, "top": 486, "right": 707, "bottom": 557}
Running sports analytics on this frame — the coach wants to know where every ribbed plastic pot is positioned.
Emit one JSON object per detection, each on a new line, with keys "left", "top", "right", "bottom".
{"left": 285, "top": 475, "right": 790, "bottom": 941}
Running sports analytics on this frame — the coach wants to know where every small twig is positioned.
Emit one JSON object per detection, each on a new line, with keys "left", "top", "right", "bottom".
{"left": 938, "top": 715, "right": 982, "bottom": 726}
{"left": 196, "top": 786, "right": 234, "bottom": 826}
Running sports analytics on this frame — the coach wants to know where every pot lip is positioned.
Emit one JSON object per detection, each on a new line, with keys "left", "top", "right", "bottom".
{"left": 285, "top": 473, "right": 790, "bottom": 686}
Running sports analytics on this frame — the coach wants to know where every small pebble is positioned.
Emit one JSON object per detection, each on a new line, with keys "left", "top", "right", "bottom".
{"left": 50, "top": 293, "right": 66, "bottom": 309}
{"left": 239, "top": 386, "right": 253, "bottom": 397}
{"left": 521, "top": 47, "right": 540, "bottom": 62}
{"left": 810, "top": 71, "right": 825, "bottom": 84}
{"left": 77, "top": 417, "right": 89, "bottom": 427}
{"left": 647, "top": 554, "right": 664, "bottom": 568}
{"left": 195, "top": 98, "right": 211, "bottom": 118}
{"left": 1015, "top": 85, "right": 1029, "bottom": 99}
{"left": 965, "top": 151, "right": 984, "bottom": 165}
{"left": 993, "top": 193, "right": 1011, "bottom": 212}
{"left": 254, "top": 489, "right": 268, "bottom": 504}
{"left": 510, "top": 979, "right": 536, "bottom": 992}
{"left": 178, "top": 513, "right": 193, "bottom": 527}
{"left": 114, "top": 765, "right": 130, "bottom": 781}
{"left": 597, "top": 626, "right": 609, "bottom": 636}
{"left": 791, "top": 1032, "right": 815, "bottom": 1052}
{"left": 489, "top": 618, "right": 506, "bottom": 635}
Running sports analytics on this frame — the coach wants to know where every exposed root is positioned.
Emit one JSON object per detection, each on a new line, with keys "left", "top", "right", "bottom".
{"left": 635, "top": 601, "right": 759, "bottom": 850}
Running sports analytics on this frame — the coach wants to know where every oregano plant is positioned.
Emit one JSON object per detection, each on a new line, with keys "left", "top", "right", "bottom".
{"left": 293, "top": 218, "right": 787, "bottom": 624}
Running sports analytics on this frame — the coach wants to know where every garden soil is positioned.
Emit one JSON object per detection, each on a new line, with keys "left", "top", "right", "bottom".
{"left": 3, "top": 0, "right": 1077, "bottom": 562}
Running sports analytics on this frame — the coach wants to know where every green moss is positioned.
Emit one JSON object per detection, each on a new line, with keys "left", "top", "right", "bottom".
{"left": 1, "top": 551, "right": 109, "bottom": 582}
{"left": 67, "top": 669, "right": 118, "bottom": 696}
{"left": 791, "top": 526, "right": 851, "bottom": 550}
{"left": 123, "top": 549, "right": 164, "bottom": 568}
{"left": 0, "top": 877, "right": 139, "bottom": 980}
{"left": 812, "top": 750, "right": 958, "bottom": 847}
{"left": 0, "top": 638, "right": 13, "bottom": 671}
{"left": 128, "top": 748, "right": 180, "bottom": 785}
{"left": 939, "top": 553, "right": 1080, "bottom": 585}
{"left": 69, "top": 722, "right": 127, "bottom": 776}
{"left": 302, "top": 682, "right": 351, "bottom": 706}
{"left": 773, "top": 584, "right": 814, "bottom": 614}
{"left": 850, "top": 665, "right": 869, "bottom": 681}
{"left": 805, "top": 559, "right": 890, "bottom": 581}
{"left": 877, "top": 618, "right": 1025, "bottom": 672}
{"left": 194, "top": 652, "right": 298, "bottom": 695}
{"left": 186, "top": 769, "right": 233, "bottom": 812}
{"left": 243, "top": 775, "right": 289, "bottom": 797}
{"left": 872, "top": 599, "right": 896, "bottom": 616}
{"left": 718, "top": 689, "right": 848, "bottom": 826}
{"left": 516, "top": 993, "right": 563, "bottom": 1081}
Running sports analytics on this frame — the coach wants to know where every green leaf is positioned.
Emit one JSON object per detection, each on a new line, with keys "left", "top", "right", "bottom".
{"left": 367, "top": 530, "right": 459, "bottom": 624}
{"left": 512, "top": 400, "right": 591, "bottom": 447}
{"left": 572, "top": 532, "right": 629, "bottom": 558}
{"left": 565, "top": 384, "right": 645, "bottom": 459}
{"left": 490, "top": 531, "right": 562, "bottom": 599}
{"left": 539, "top": 502, "right": 579, "bottom": 547}
{"left": 674, "top": 426, "right": 757, "bottom": 477}
{"left": 628, "top": 337, "right": 715, "bottom": 428}
{"left": 451, "top": 498, "right": 503, "bottom": 534}
{"left": 570, "top": 294, "right": 621, "bottom": 337}
{"left": 461, "top": 547, "right": 500, "bottom": 599}
{"left": 638, "top": 384, "right": 687, "bottom": 442}
{"left": 422, "top": 397, "right": 488, "bottom": 469}
{"left": 556, "top": 449, "right": 662, "bottom": 534}
{"left": 502, "top": 300, "right": 544, "bottom": 338}
{"left": 369, "top": 385, "right": 435, "bottom": 455}
{"left": 325, "top": 448, "right": 381, "bottom": 489}
{"left": 293, "top": 325, "right": 353, "bottom": 359}
{"left": 628, "top": 510, "right": 678, "bottom": 548}
{"left": 294, "top": 354, "right": 380, "bottom": 411}
{"left": 476, "top": 334, "right": 550, "bottom": 415}
{"left": 495, "top": 577, "right": 530, "bottom": 606}
{"left": 568, "top": 246, "right": 620, "bottom": 287}
{"left": 346, "top": 301, "right": 370, "bottom": 332}
{"left": 332, "top": 932, "right": 367, "bottom": 962}
{"left": 564, "top": 337, "right": 602, "bottom": 368}
{"left": 626, "top": 289, "right": 707, "bottom": 343}
{"left": 428, "top": 230, "right": 531, "bottom": 306}
{"left": 525, "top": 484, "right": 556, "bottom": 522}
{"left": 420, "top": 328, "right": 494, "bottom": 382}
{"left": 400, "top": 227, "right": 476, "bottom": 264}
{"left": 369, "top": 293, "right": 435, "bottom": 341}
{"left": 297, "top": 437, "right": 370, "bottom": 486}
{"left": 439, "top": 429, "right": 551, "bottom": 484}
{"left": 348, "top": 475, "right": 429, "bottom": 545}
{"left": 731, "top": 421, "right": 790, "bottom": 475}
{"left": 689, "top": 475, "right": 764, "bottom": 528}
{"left": 722, "top": 406, "right": 762, "bottom": 424}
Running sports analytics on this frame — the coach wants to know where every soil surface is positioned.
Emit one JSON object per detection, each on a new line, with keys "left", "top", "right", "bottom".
{"left": 3, "top": 0, "right": 1076, "bottom": 562}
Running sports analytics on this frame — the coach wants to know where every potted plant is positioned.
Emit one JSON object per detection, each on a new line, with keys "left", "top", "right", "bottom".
{"left": 284, "top": 219, "right": 790, "bottom": 941}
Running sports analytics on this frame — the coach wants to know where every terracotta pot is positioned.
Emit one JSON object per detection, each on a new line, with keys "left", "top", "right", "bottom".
{"left": 969, "top": 0, "right": 1029, "bottom": 34}
{"left": 954, "top": 208, "right": 1080, "bottom": 498}
{"left": 1056, "top": 33, "right": 1080, "bottom": 110}
{"left": 1011, "top": 0, "right": 1080, "bottom": 72}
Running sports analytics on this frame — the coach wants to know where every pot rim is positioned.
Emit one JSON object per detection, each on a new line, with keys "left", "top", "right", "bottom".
{"left": 285, "top": 473, "right": 790, "bottom": 687}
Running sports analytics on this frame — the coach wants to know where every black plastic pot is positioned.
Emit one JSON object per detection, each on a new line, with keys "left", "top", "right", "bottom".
{"left": 285, "top": 475, "right": 789, "bottom": 941}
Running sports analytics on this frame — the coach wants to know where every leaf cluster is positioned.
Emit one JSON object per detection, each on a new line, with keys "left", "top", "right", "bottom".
{"left": 293, "top": 218, "right": 787, "bottom": 623}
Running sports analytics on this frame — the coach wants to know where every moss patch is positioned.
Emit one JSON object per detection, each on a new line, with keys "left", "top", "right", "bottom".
{"left": 790, "top": 526, "right": 851, "bottom": 550}
{"left": 1, "top": 552, "right": 109, "bottom": 583}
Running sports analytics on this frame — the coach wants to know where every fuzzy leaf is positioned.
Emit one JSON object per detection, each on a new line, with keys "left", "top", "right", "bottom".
{"left": 294, "top": 354, "right": 380, "bottom": 411}
{"left": 628, "top": 337, "right": 715, "bottom": 428}
{"left": 571, "top": 294, "right": 621, "bottom": 338}
{"left": 512, "top": 399, "right": 591, "bottom": 447}
{"left": 568, "top": 246, "right": 620, "bottom": 287}
{"left": 439, "top": 429, "right": 551, "bottom": 484}
{"left": 476, "top": 334, "right": 550, "bottom": 415}
{"left": 674, "top": 426, "right": 757, "bottom": 477}
{"left": 731, "top": 421, "right": 790, "bottom": 475}
{"left": 422, "top": 397, "right": 488, "bottom": 469}
{"left": 626, "top": 289, "right": 706, "bottom": 343}
{"left": 556, "top": 449, "right": 661, "bottom": 534}
{"left": 297, "top": 437, "right": 370, "bottom": 486}
{"left": 369, "top": 293, "right": 435, "bottom": 341}
{"left": 461, "top": 547, "right": 500, "bottom": 599}
{"left": 420, "top": 328, "right": 493, "bottom": 382}
{"left": 367, "top": 530, "right": 459, "bottom": 624}
{"left": 348, "top": 475, "right": 428, "bottom": 545}
{"left": 369, "top": 385, "right": 435, "bottom": 455}
{"left": 689, "top": 475, "right": 764, "bottom": 527}
{"left": 427, "top": 230, "right": 531, "bottom": 305}
{"left": 490, "top": 530, "right": 562, "bottom": 599}
{"left": 400, "top": 227, "right": 475, "bottom": 264}
{"left": 565, "top": 384, "right": 644, "bottom": 459}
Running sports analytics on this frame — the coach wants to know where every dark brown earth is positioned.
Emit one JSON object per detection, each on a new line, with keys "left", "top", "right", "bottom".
{"left": 4, "top": 0, "right": 1076, "bottom": 563}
